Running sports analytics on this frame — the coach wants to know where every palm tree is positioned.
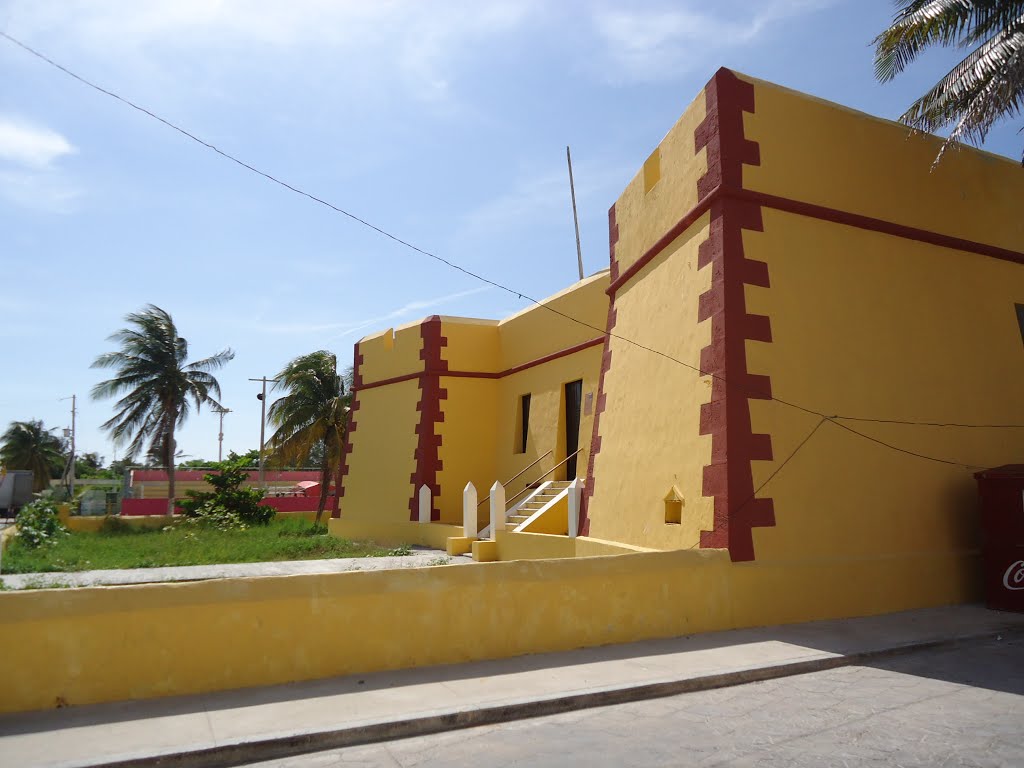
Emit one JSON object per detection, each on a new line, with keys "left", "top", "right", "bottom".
{"left": 91, "top": 305, "right": 234, "bottom": 515}
{"left": 0, "top": 420, "right": 66, "bottom": 492}
{"left": 874, "top": 1, "right": 1024, "bottom": 163}
{"left": 267, "top": 351, "right": 349, "bottom": 525}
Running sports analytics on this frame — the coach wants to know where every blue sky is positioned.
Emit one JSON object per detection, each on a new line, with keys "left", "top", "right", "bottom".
{"left": 1, "top": 0, "right": 1020, "bottom": 465}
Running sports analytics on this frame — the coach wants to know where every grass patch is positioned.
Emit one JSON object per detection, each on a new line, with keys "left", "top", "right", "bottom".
{"left": 0, "top": 517, "right": 407, "bottom": 574}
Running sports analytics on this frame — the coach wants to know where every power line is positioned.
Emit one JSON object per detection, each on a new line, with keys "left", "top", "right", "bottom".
{"left": 834, "top": 415, "right": 1024, "bottom": 429}
{"left": 828, "top": 419, "right": 987, "bottom": 470}
{"left": 4, "top": 31, "right": 1021, "bottom": 471}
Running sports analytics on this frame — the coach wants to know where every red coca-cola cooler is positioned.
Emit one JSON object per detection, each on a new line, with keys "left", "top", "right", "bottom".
{"left": 974, "top": 465, "right": 1024, "bottom": 612}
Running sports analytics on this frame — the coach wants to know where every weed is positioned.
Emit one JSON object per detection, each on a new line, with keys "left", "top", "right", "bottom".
{"left": 19, "top": 575, "right": 73, "bottom": 590}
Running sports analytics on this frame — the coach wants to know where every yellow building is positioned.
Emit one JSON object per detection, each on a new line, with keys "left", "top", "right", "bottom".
{"left": 7, "top": 67, "right": 1024, "bottom": 717}
{"left": 334, "top": 67, "right": 1024, "bottom": 607}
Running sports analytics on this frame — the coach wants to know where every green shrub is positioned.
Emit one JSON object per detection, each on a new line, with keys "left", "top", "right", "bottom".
{"left": 178, "top": 457, "right": 275, "bottom": 530}
{"left": 15, "top": 499, "right": 68, "bottom": 548}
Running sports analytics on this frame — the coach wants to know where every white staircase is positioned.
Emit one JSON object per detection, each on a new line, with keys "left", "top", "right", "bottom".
{"left": 505, "top": 481, "right": 574, "bottom": 532}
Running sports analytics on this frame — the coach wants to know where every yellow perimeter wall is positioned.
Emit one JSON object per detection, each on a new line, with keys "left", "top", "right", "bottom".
{"left": 0, "top": 543, "right": 973, "bottom": 714}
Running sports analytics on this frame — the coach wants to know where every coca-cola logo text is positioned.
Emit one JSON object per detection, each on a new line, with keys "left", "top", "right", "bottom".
{"left": 1003, "top": 560, "right": 1024, "bottom": 591}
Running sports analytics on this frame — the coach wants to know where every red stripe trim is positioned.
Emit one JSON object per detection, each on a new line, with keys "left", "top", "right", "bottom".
{"left": 747, "top": 189, "right": 1024, "bottom": 266}
{"left": 607, "top": 185, "right": 1024, "bottom": 297}
{"left": 352, "top": 371, "right": 421, "bottom": 391}
{"left": 355, "top": 336, "right": 605, "bottom": 391}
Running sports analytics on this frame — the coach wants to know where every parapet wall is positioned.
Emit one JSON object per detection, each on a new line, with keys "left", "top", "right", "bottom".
{"left": 0, "top": 545, "right": 975, "bottom": 714}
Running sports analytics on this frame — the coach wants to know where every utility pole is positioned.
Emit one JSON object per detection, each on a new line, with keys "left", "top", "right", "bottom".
{"left": 59, "top": 394, "right": 76, "bottom": 499}
{"left": 216, "top": 407, "right": 231, "bottom": 463}
{"left": 249, "top": 377, "right": 278, "bottom": 486}
{"left": 566, "top": 145, "right": 585, "bottom": 281}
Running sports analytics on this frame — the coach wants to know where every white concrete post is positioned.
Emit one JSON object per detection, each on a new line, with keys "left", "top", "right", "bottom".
{"left": 489, "top": 481, "right": 505, "bottom": 540}
{"left": 462, "top": 482, "right": 478, "bottom": 540}
{"left": 418, "top": 484, "right": 431, "bottom": 524}
{"left": 567, "top": 478, "right": 581, "bottom": 539}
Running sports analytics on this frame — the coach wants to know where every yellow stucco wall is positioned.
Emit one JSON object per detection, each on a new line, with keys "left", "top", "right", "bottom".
{"left": 0, "top": 542, "right": 972, "bottom": 714}
{"left": 585, "top": 99, "right": 715, "bottom": 550}
{"left": 743, "top": 215, "right": 1024, "bottom": 566}
{"left": 339, "top": 320, "right": 424, "bottom": 526}
{"left": 498, "top": 272, "right": 608, "bottom": 369}
{"left": 611, "top": 88, "right": 708, "bottom": 276}
{"left": 437, "top": 375, "right": 500, "bottom": 527}
{"left": 340, "top": 380, "right": 421, "bottom": 525}
{"left": 733, "top": 75, "right": 1024, "bottom": 573}
{"left": 742, "top": 75, "right": 1024, "bottom": 251}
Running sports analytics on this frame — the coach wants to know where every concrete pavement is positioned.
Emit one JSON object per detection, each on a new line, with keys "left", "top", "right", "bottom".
{"left": 0, "top": 605, "right": 1021, "bottom": 768}
{"left": 248, "top": 634, "right": 1024, "bottom": 767}
{"left": 0, "top": 549, "right": 464, "bottom": 590}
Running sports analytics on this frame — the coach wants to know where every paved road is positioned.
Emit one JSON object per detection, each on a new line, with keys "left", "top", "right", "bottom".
{"left": 246, "top": 636, "right": 1024, "bottom": 768}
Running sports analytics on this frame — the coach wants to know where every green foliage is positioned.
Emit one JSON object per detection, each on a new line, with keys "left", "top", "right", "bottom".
{"left": 91, "top": 305, "right": 234, "bottom": 515}
{"left": 1, "top": 517, "right": 398, "bottom": 573}
{"left": 74, "top": 452, "right": 106, "bottom": 479}
{"left": 874, "top": 0, "right": 1024, "bottom": 163}
{"left": 15, "top": 498, "right": 68, "bottom": 548}
{"left": 1, "top": 420, "right": 67, "bottom": 492}
{"left": 178, "top": 456, "right": 274, "bottom": 529}
{"left": 267, "top": 351, "right": 350, "bottom": 525}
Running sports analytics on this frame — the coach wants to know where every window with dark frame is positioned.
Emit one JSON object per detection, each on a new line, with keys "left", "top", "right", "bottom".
{"left": 520, "top": 393, "right": 531, "bottom": 454}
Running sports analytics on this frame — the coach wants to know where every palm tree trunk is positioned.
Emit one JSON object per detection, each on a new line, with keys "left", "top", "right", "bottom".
{"left": 167, "top": 427, "right": 176, "bottom": 517}
{"left": 315, "top": 454, "right": 330, "bottom": 526}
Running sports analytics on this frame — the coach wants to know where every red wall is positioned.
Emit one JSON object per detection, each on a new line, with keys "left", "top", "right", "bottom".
{"left": 120, "top": 497, "right": 321, "bottom": 517}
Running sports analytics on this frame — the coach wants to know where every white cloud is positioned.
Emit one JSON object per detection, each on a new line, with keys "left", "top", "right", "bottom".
{"left": 251, "top": 285, "right": 492, "bottom": 337}
{"left": 0, "top": 116, "right": 80, "bottom": 211}
{"left": 5, "top": 0, "right": 538, "bottom": 105}
{"left": 592, "top": 1, "right": 834, "bottom": 82}
{"left": 0, "top": 117, "right": 76, "bottom": 168}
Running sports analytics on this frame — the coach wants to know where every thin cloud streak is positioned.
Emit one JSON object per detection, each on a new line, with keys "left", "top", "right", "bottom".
{"left": 335, "top": 285, "right": 493, "bottom": 339}
{"left": 591, "top": 1, "right": 836, "bottom": 82}
{"left": 249, "top": 285, "right": 492, "bottom": 337}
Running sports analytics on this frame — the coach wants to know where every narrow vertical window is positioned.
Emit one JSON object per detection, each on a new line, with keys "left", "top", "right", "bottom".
{"left": 1015, "top": 304, "right": 1024, "bottom": 347}
{"left": 520, "top": 394, "right": 531, "bottom": 453}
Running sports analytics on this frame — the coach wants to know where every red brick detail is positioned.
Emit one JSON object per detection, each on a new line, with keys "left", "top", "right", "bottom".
{"left": 356, "top": 336, "right": 605, "bottom": 389}
{"left": 694, "top": 69, "right": 775, "bottom": 562}
{"left": 335, "top": 344, "right": 364, "bottom": 518}
{"left": 580, "top": 204, "right": 620, "bottom": 535}
{"left": 409, "top": 316, "right": 448, "bottom": 521}
{"left": 694, "top": 70, "right": 760, "bottom": 200}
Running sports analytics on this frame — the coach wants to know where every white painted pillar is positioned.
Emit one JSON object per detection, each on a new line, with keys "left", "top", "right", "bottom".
{"left": 567, "top": 478, "right": 581, "bottom": 539}
{"left": 462, "top": 482, "right": 478, "bottom": 539}
{"left": 418, "top": 485, "right": 431, "bottom": 524}
{"left": 489, "top": 481, "right": 505, "bottom": 540}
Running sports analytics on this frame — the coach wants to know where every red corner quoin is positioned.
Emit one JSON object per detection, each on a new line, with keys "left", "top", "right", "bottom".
{"left": 409, "top": 316, "right": 448, "bottom": 521}
{"left": 694, "top": 69, "right": 775, "bottom": 562}
{"left": 334, "top": 343, "right": 364, "bottom": 518}
{"left": 579, "top": 204, "right": 620, "bottom": 536}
